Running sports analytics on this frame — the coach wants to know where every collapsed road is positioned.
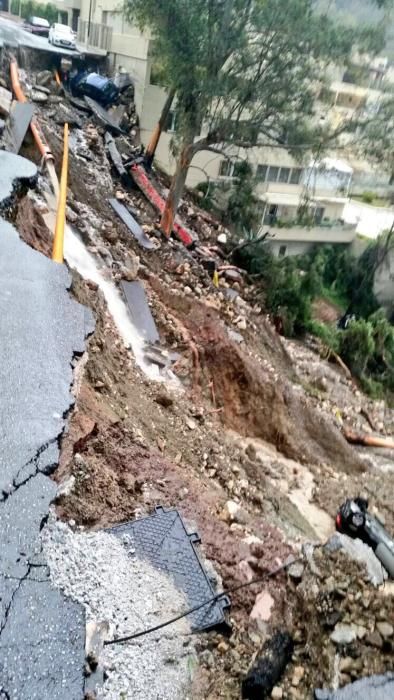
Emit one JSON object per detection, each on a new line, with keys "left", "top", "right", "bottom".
{"left": 0, "top": 152, "right": 93, "bottom": 699}
{"left": 0, "top": 41, "right": 394, "bottom": 700}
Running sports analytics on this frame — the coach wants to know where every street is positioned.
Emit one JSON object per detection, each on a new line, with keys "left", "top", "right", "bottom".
{"left": 0, "top": 14, "right": 102, "bottom": 56}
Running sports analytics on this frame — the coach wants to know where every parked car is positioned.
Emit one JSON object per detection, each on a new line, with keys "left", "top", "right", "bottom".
{"left": 70, "top": 72, "right": 120, "bottom": 106}
{"left": 48, "top": 23, "right": 76, "bottom": 49}
{"left": 23, "top": 16, "right": 50, "bottom": 37}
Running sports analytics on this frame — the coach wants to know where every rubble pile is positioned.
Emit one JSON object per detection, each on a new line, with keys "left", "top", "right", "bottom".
{"left": 0, "top": 55, "right": 393, "bottom": 699}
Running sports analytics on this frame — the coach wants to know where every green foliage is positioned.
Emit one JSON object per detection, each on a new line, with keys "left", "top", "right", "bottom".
{"left": 361, "top": 191, "right": 375, "bottom": 204}
{"left": 306, "top": 320, "right": 340, "bottom": 352}
{"left": 124, "top": 0, "right": 392, "bottom": 210}
{"left": 237, "top": 238, "right": 393, "bottom": 398}
{"left": 10, "top": 0, "right": 57, "bottom": 23}
{"left": 339, "top": 318, "right": 375, "bottom": 375}
{"left": 224, "top": 162, "right": 260, "bottom": 234}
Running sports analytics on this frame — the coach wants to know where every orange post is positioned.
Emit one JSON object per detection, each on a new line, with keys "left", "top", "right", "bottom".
{"left": 52, "top": 123, "right": 69, "bottom": 263}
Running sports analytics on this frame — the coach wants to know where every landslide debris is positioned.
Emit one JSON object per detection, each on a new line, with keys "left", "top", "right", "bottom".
{"left": 4, "top": 61, "right": 393, "bottom": 700}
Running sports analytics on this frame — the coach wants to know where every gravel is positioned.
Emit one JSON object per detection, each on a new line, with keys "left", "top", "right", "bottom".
{"left": 42, "top": 517, "right": 196, "bottom": 700}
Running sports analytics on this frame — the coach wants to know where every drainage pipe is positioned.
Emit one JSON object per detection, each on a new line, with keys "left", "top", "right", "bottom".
{"left": 52, "top": 123, "right": 69, "bottom": 263}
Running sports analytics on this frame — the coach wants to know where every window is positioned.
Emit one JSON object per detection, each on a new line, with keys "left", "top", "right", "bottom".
{"left": 279, "top": 245, "right": 287, "bottom": 257}
{"left": 219, "top": 159, "right": 233, "bottom": 177}
{"left": 279, "top": 167, "right": 291, "bottom": 183}
{"left": 219, "top": 160, "right": 243, "bottom": 178}
{"left": 267, "top": 166, "right": 280, "bottom": 182}
{"left": 165, "top": 110, "right": 178, "bottom": 133}
{"left": 232, "top": 161, "right": 244, "bottom": 178}
{"left": 257, "top": 164, "right": 268, "bottom": 181}
{"left": 290, "top": 168, "right": 302, "bottom": 184}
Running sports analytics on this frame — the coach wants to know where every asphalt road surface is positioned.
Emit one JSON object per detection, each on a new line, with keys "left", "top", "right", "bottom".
{"left": 0, "top": 151, "right": 94, "bottom": 699}
{"left": 0, "top": 14, "right": 105, "bottom": 56}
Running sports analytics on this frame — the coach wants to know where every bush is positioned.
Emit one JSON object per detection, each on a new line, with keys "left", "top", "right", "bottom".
{"left": 306, "top": 320, "right": 340, "bottom": 353}
{"left": 361, "top": 191, "right": 375, "bottom": 204}
{"left": 338, "top": 318, "right": 375, "bottom": 376}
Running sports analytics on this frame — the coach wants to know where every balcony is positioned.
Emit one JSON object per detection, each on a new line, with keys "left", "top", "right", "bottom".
{"left": 77, "top": 21, "right": 113, "bottom": 52}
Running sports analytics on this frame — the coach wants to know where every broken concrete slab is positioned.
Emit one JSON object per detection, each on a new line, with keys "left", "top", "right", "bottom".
{"left": 84, "top": 96, "right": 125, "bottom": 135}
{"left": 325, "top": 533, "right": 387, "bottom": 586}
{"left": 0, "top": 217, "right": 93, "bottom": 493}
{"left": 0, "top": 86, "right": 12, "bottom": 117}
{"left": 1, "top": 102, "right": 34, "bottom": 154}
{"left": 110, "top": 197, "right": 158, "bottom": 250}
{"left": 120, "top": 280, "right": 160, "bottom": 344}
{"left": 0, "top": 150, "right": 37, "bottom": 208}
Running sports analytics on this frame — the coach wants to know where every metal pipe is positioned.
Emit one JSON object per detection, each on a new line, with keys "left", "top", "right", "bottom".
{"left": 52, "top": 123, "right": 69, "bottom": 264}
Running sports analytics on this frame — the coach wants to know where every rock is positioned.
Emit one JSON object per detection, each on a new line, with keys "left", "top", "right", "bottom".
{"left": 30, "top": 88, "right": 49, "bottom": 103}
{"left": 237, "top": 317, "right": 247, "bottom": 330}
{"left": 376, "top": 622, "right": 393, "bottom": 638}
{"left": 0, "top": 86, "right": 12, "bottom": 117}
{"left": 291, "top": 666, "right": 305, "bottom": 687}
{"left": 245, "top": 443, "right": 257, "bottom": 461}
{"left": 330, "top": 624, "right": 358, "bottom": 646}
{"left": 271, "top": 688, "right": 283, "bottom": 699}
{"left": 36, "top": 70, "right": 53, "bottom": 87}
{"left": 102, "top": 225, "right": 119, "bottom": 243}
{"left": 119, "top": 473, "right": 135, "bottom": 492}
{"left": 339, "top": 657, "right": 353, "bottom": 673}
{"left": 200, "top": 649, "right": 214, "bottom": 668}
{"left": 115, "top": 190, "right": 126, "bottom": 200}
{"left": 217, "top": 640, "right": 230, "bottom": 654}
{"left": 185, "top": 417, "right": 197, "bottom": 431}
{"left": 250, "top": 590, "right": 274, "bottom": 625}
{"left": 365, "top": 630, "right": 383, "bottom": 648}
{"left": 66, "top": 206, "right": 79, "bottom": 224}
{"left": 120, "top": 255, "right": 140, "bottom": 281}
{"left": 217, "top": 233, "right": 227, "bottom": 244}
{"left": 221, "top": 500, "right": 248, "bottom": 525}
{"left": 155, "top": 390, "right": 174, "bottom": 408}
{"left": 287, "top": 561, "right": 304, "bottom": 582}
{"left": 325, "top": 533, "right": 386, "bottom": 586}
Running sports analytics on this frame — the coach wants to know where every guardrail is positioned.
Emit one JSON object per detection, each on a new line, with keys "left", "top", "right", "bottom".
{"left": 77, "top": 21, "right": 112, "bottom": 51}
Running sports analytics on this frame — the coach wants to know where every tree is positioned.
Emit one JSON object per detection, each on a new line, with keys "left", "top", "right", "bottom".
{"left": 124, "top": 0, "right": 392, "bottom": 236}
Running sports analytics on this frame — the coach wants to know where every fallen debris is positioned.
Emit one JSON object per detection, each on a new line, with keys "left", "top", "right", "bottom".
{"left": 241, "top": 631, "right": 294, "bottom": 700}
{"left": 109, "top": 197, "right": 158, "bottom": 250}
{"left": 343, "top": 429, "right": 394, "bottom": 450}
{"left": 84, "top": 96, "right": 124, "bottom": 135}
{"left": 120, "top": 280, "right": 160, "bottom": 345}
{"left": 1, "top": 102, "right": 34, "bottom": 153}
{"left": 0, "top": 85, "right": 12, "bottom": 117}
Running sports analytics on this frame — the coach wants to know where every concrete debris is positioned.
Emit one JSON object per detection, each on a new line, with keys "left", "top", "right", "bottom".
{"left": 315, "top": 672, "right": 394, "bottom": 699}
{"left": 42, "top": 519, "right": 195, "bottom": 700}
{"left": 326, "top": 533, "right": 387, "bottom": 586}
{"left": 0, "top": 86, "right": 12, "bottom": 117}
{"left": 1, "top": 102, "right": 34, "bottom": 154}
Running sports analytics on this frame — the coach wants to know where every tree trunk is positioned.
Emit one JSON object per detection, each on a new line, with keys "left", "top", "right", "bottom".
{"left": 160, "top": 142, "right": 195, "bottom": 237}
{"left": 144, "top": 88, "right": 176, "bottom": 170}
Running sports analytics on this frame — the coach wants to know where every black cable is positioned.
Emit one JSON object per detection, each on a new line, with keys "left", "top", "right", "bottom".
{"left": 104, "top": 555, "right": 303, "bottom": 646}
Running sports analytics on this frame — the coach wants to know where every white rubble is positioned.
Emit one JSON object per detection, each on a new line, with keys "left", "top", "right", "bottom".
{"left": 42, "top": 517, "right": 196, "bottom": 700}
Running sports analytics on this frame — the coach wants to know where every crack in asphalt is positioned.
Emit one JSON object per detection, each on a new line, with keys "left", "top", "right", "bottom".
{"left": 0, "top": 438, "right": 60, "bottom": 503}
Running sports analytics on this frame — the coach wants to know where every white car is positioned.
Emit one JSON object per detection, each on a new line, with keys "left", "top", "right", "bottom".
{"left": 48, "top": 23, "right": 76, "bottom": 49}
